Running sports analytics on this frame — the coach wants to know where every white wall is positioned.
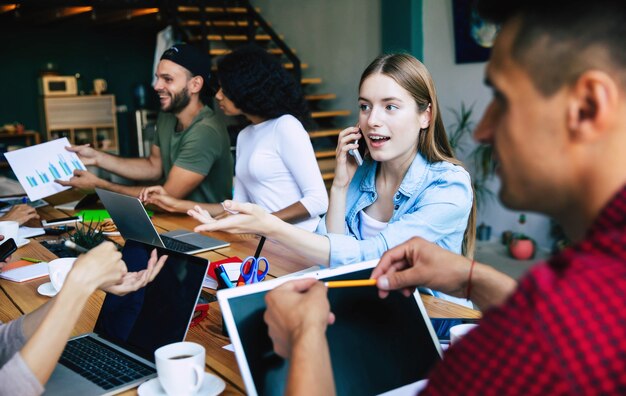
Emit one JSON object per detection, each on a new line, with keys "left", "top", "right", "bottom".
{"left": 423, "top": 0, "right": 553, "bottom": 249}
{"left": 252, "top": 0, "right": 381, "bottom": 125}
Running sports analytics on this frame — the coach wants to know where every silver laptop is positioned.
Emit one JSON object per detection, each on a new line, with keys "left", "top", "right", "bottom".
{"left": 44, "top": 239, "right": 209, "bottom": 395}
{"left": 95, "top": 188, "right": 229, "bottom": 254}
{"left": 218, "top": 260, "right": 443, "bottom": 396}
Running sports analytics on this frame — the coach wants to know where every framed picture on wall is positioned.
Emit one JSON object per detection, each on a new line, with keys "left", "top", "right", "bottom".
{"left": 452, "top": 0, "right": 498, "bottom": 64}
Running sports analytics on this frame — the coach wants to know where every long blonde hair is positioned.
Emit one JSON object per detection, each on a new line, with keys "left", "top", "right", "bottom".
{"left": 359, "top": 53, "right": 476, "bottom": 257}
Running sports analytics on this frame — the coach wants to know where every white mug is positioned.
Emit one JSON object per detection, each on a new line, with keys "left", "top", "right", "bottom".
{"left": 450, "top": 323, "right": 478, "bottom": 345}
{"left": 48, "top": 257, "right": 76, "bottom": 292}
{"left": 155, "top": 341, "right": 205, "bottom": 396}
{"left": 0, "top": 221, "right": 19, "bottom": 242}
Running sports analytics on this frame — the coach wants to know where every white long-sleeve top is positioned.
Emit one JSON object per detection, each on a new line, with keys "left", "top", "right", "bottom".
{"left": 234, "top": 115, "right": 328, "bottom": 231}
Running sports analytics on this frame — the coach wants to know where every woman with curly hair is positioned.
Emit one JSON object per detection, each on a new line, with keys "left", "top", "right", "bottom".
{"left": 141, "top": 45, "right": 328, "bottom": 231}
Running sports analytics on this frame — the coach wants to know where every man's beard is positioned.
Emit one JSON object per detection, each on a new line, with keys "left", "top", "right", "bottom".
{"left": 162, "top": 87, "right": 191, "bottom": 114}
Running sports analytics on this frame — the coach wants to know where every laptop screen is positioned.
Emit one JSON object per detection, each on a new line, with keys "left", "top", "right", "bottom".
{"left": 93, "top": 239, "right": 208, "bottom": 362}
{"left": 221, "top": 264, "right": 442, "bottom": 396}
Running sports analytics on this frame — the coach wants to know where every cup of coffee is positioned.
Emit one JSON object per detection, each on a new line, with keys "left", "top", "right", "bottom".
{"left": 0, "top": 221, "right": 19, "bottom": 242}
{"left": 48, "top": 257, "right": 76, "bottom": 292}
{"left": 155, "top": 341, "right": 205, "bottom": 396}
{"left": 450, "top": 323, "right": 478, "bottom": 345}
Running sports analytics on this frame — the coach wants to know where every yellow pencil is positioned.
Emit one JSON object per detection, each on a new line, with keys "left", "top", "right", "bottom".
{"left": 324, "top": 279, "right": 377, "bottom": 288}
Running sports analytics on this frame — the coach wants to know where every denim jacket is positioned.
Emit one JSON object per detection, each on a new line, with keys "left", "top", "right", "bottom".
{"left": 316, "top": 152, "right": 473, "bottom": 267}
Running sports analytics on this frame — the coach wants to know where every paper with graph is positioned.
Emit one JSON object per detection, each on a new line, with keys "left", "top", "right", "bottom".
{"left": 4, "top": 138, "right": 86, "bottom": 201}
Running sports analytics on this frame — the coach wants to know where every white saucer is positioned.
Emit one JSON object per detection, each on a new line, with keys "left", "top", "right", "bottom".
{"left": 37, "top": 282, "right": 58, "bottom": 297}
{"left": 137, "top": 373, "right": 225, "bottom": 396}
{"left": 16, "top": 238, "right": 30, "bottom": 248}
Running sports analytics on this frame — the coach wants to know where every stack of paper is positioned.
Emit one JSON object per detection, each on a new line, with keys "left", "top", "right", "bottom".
{"left": 0, "top": 260, "right": 48, "bottom": 282}
{"left": 18, "top": 226, "right": 45, "bottom": 239}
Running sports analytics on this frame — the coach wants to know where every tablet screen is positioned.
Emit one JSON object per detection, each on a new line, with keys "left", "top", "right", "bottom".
{"left": 226, "top": 268, "right": 441, "bottom": 395}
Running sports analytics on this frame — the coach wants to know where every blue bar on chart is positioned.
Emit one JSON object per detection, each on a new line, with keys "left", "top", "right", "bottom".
{"left": 58, "top": 155, "right": 71, "bottom": 176}
{"left": 70, "top": 158, "right": 85, "bottom": 171}
{"left": 26, "top": 176, "right": 38, "bottom": 187}
{"left": 48, "top": 163, "right": 61, "bottom": 179}
{"left": 36, "top": 170, "right": 50, "bottom": 183}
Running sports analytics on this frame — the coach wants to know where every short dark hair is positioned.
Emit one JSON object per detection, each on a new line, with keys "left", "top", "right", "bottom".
{"left": 477, "top": 0, "right": 626, "bottom": 95}
{"left": 216, "top": 44, "right": 313, "bottom": 129}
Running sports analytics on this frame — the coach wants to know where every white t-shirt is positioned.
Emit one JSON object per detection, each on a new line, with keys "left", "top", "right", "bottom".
{"left": 358, "top": 210, "right": 388, "bottom": 240}
{"left": 234, "top": 115, "right": 328, "bottom": 231}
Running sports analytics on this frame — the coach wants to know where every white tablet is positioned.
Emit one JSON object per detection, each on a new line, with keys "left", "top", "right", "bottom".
{"left": 218, "top": 260, "right": 443, "bottom": 396}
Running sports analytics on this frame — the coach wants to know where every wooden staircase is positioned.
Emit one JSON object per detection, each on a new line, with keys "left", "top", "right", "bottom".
{"left": 175, "top": 2, "right": 349, "bottom": 186}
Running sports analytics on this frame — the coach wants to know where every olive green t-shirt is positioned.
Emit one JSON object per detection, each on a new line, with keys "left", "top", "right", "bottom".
{"left": 153, "top": 106, "right": 233, "bottom": 203}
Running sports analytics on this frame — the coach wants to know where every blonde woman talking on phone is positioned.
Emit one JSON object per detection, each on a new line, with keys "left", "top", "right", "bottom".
{"left": 189, "top": 54, "right": 475, "bottom": 303}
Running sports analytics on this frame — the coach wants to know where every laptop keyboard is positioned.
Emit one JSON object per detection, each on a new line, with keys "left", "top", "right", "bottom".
{"left": 60, "top": 336, "right": 155, "bottom": 390}
{"left": 161, "top": 235, "right": 200, "bottom": 252}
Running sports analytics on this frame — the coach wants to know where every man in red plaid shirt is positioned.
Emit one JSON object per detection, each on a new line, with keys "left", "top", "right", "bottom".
{"left": 263, "top": 0, "right": 626, "bottom": 394}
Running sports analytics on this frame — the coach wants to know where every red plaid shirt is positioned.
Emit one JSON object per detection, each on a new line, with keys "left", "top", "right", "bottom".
{"left": 422, "top": 187, "right": 626, "bottom": 395}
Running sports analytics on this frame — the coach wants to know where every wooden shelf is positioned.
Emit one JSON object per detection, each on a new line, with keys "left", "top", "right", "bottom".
{"left": 40, "top": 95, "right": 118, "bottom": 153}
{"left": 0, "top": 131, "right": 41, "bottom": 168}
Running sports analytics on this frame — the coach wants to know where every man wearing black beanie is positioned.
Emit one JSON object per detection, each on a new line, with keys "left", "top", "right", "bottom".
{"left": 58, "top": 44, "right": 233, "bottom": 204}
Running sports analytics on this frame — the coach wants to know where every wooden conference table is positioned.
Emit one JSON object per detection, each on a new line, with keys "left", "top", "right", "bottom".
{"left": 0, "top": 204, "right": 481, "bottom": 395}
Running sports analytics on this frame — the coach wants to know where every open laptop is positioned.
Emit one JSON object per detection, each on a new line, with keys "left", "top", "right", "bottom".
{"left": 96, "top": 188, "right": 229, "bottom": 254}
{"left": 218, "top": 260, "right": 443, "bottom": 396}
{"left": 44, "top": 239, "right": 209, "bottom": 395}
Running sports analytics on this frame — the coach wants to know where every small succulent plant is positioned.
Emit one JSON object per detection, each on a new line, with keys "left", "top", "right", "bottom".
{"left": 69, "top": 220, "right": 105, "bottom": 249}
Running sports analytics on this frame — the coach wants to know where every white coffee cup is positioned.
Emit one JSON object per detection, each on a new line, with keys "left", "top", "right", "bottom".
{"left": 450, "top": 323, "right": 478, "bottom": 345}
{"left": 155, "top": 341, "right": 205, "bottom": 396}
{"left": 0, "top": 221, "right": 19, "bottom": 243}
{"left": 48, "top": 257, "right": 76, "bottom": 292}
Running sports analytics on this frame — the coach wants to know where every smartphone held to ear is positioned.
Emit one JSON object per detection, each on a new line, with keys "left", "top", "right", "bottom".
{"left": 0, "top": 238, "right": 17, "bottom": 262}
{"left": 348, "top": 142, "right": 364, "bottom": 166}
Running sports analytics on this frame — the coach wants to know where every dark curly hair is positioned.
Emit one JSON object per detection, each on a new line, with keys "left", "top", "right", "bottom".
{"left": 216, "top": 44, "right": 313, "bottom": 129}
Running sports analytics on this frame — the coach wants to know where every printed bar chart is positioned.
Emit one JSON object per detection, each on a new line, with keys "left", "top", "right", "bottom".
{"left": 4, "top": 138, "right": 87, "bottom": 201}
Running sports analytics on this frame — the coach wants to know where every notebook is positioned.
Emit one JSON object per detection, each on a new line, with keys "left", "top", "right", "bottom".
{"left": 43, "top": 239, "right": 209, "bottom": 395}
{"left": 95, "top": 188, "right": 229, "bottom": 254}
{"left": 218, "top": 260, "right": 443, "bottom": 396}
{"left": 0, "top": 260, "right": 48, "bottom": 282}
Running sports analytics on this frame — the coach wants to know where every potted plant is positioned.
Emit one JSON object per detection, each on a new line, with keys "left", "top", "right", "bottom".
{"left": 508, "top": 214, "right": 536, "bottom": 260}
{"left": 69, "top": 221, "right": 105, "bottom": 250}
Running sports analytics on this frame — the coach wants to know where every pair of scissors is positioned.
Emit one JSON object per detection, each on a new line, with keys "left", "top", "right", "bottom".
{"left": 239, "top": 256, "right": 270, "bottom": 285}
